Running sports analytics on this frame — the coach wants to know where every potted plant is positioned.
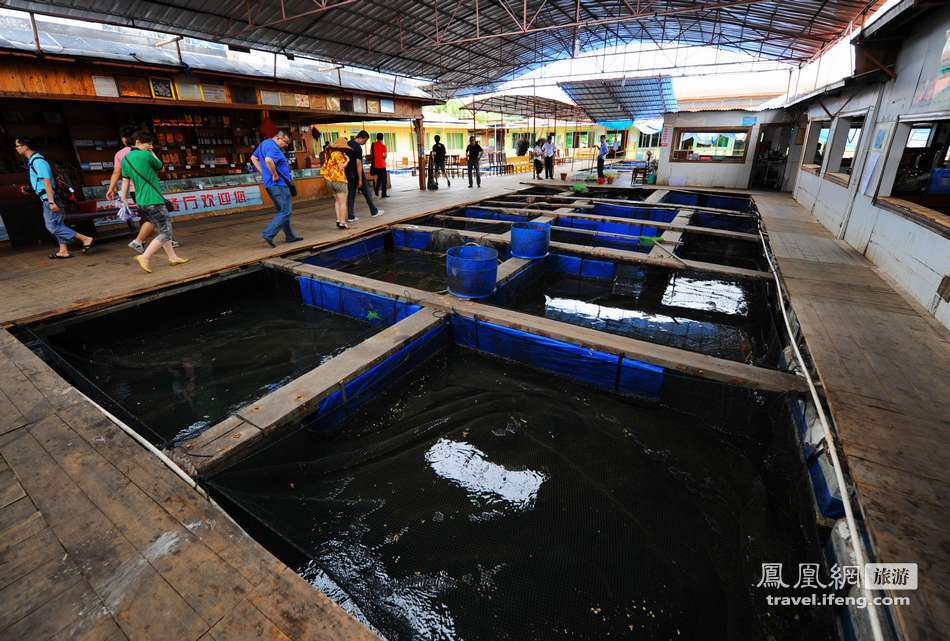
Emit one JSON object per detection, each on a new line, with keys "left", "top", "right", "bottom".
{"left": 604, "top": 170, "right": 618, "bottom": 184}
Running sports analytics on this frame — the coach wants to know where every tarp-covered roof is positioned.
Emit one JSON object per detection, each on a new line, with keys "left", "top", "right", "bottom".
{"left": 4, "top": 0, "right": 886, "bottom": 93}
{"left": 465, "top": 86, "right": 587, "bottom": 121}
{"left": 559, "top": 76, "right": 677, "bottom": 122}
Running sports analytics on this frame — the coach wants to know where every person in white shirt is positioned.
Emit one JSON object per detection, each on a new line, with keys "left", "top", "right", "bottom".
{"left": 542, "top": 135, "right": 556, "bottom": 179}
{"left": 532, "top": 140, "right": 544, "bottom": 179}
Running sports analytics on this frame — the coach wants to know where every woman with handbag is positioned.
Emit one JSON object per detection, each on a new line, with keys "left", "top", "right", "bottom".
{"left": 120, "top": 131, "right": 189, "bottom": 273}
{"left": 323, "top": 138, "right": 352, "bottom": 229}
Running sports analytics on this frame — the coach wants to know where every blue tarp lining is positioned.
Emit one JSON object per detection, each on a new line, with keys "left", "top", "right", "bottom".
{"left": 662, "top": 192, "right": 700, "bottom": 207}
{"left": 449, "top": 314, "right": 663, "bottom": 401}
{"left": 557, "top": 215, "right": 661, "bottom": 238}
{"left": 707, "top": 195, "right": 752, "bottom": 213}
{"left": 661, "top": 192, "right": 753, "bottom": 213}
{"left": 809, "top": 454, "right": 845, "bottom": 518}
{"left": 303, "top": 234, "right": 385, "bottom": 267}
{"left": 589, "top": 203, "right": 677, "bottom": 224}
{"left": 392, "top": 228, "right": 434, "bottom": 250}
{"left": 545, "top": 253, "right": 616, "bottom": 281}
{"left": 297, "top": 275, "right": 422, "bottom": 327}
{"left": 551, "top": 229, "right": 651, "bottom": 253}
{"left": 462, "top": 207, "right": 530, "bottom": 223}
{"left": 303, "top": 322, "right": 450, "bottom": 434}
{"left": 690, "top": 212, "right": 757, "bottom": 234}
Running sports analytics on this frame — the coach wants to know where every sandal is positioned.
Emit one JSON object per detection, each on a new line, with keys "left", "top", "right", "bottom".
{"left": 81, "top": 240, "right": 94, "bottom": 254}
{"left": 48, "top": 253, "right": 72, "bottom": 259}
{"left": 336, "top": 222, "right": 349, "bottom": 229}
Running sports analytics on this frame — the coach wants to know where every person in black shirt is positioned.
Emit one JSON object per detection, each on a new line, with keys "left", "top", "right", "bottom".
{"left": 345, "top": 130, "right": 382, "bottom": 223}
{"left": 430, "top": 135, "right": 450, "bottom": 188}
{"left": 465, "top": 136, "right": 483, "bottom": 188}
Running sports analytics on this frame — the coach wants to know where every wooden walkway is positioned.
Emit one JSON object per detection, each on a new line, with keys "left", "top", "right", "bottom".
{"left": 755, "top": 192, "right": 950, "bottom": 641}
{"left": 0, "top": 173, "right": 531, "bottom": 327}
{"left": 0, "top": 328, "right": 379, "bottom": 641}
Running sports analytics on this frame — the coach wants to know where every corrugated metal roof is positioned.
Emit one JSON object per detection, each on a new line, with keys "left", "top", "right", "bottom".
{"left": 4, "top": 0, "right": 886, "bottom": 93}
{"left": 0, "top": 13, "right": 431, "bottom": 99}
{"left": 559, "top": 76, "right": 677, "bottom": 122}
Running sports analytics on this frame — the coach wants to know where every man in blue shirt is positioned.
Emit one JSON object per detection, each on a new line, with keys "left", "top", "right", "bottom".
{"left": 597, "top": 135, "right": 608, "bottom": 180}
{"left": 252, "top": 130, "right": 303, "bottom": 248}
{"left": 16, "top": 137, "right": 93, "bottom": 259}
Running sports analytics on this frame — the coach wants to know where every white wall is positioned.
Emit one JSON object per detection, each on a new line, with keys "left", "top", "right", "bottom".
{"left": 788, "top": 3, "right": 950, "bottom": 329}
{"left": 656, "top": 109, "right": 790, "bottom": 189}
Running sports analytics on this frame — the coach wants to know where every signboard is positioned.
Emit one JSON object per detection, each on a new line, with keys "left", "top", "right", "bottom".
{"left": 741, "top": 115, "right": 758, "bottom": 126}
{"left": 660, "top": 126, "right": 673, "bottom": 147}
{"left": 92, "top": 75, "right": 119, "bottom": 97}
{"left": 202, "top": 83, "right": 228, "bottom": 102}
{"left": 94, "top": 186, "right": 263, "bottom": 225}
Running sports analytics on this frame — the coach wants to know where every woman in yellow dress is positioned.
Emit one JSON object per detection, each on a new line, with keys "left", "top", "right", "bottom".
{"left": 323, "top": 138, "right": 352, "bottom": 229}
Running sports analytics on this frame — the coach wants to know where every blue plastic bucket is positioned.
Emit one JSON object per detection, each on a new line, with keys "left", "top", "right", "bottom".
{"left": 510, "top": 222, "right": 551, "bottom": 259}
{"left": 446, "top": 245, "right": 498, "bottom": 299}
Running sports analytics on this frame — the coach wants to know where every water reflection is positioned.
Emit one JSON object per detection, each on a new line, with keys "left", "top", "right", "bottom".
{"left": 425, "top": 438, "right": 546, "bottom": 510}
{"left": 661, "top": 275, "right": 748, "bottom": 315}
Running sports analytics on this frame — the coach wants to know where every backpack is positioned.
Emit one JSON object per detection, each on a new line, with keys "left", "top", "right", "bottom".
{"left": 27, "top": 154, "right": 77, "bottom": 208}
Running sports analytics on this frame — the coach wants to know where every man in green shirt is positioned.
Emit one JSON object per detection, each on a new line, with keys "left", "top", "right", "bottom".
{"left": 120, "top": 131, "right": 189, "bottom": 273}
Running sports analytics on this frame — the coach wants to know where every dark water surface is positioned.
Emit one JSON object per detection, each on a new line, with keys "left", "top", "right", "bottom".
{"left": 212, "top": 350, "right": 832, "bottom": 641}
{"left": 496, "top": 268, "right": 772, "bottom": 363}
{"left": 336, "top": 248, "right": 449, "bottom": 292}
{"left": 41, "top": 270, "right": 377, "bottom": 445}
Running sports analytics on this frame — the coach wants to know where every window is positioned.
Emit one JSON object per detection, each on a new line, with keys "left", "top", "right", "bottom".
{"left": 445, "top": 132, "right": 464, "bottom": 150}
{"left": 371, "top": 132, "right": 397, "bottom": 153}
{"left": 638, "top": 132, "right": 660, "bottom": 148}
{"left": 906, "top": 126, "right": 932, "bottom": 149}
{"left": 670, "top": 128, "right": 749, "bottom": 162}
{"left": 563, "top": 131, "right": 590, "bottom": 148}
{"left": 889, "top": 120, "right": 950, "bottom": 216}
{"left": 839, "top": 117, "right": 864, "bottom": 175}
{"left": 805, "top": 121, "right": 831, "bottom": 167}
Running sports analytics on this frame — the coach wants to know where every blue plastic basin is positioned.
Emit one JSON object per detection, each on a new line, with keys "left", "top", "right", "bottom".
{"left": 510, "top": 222, "right": 551, "bottom": 259}
{"left": 446, "top": 245, "right": 498, "bottom": 299}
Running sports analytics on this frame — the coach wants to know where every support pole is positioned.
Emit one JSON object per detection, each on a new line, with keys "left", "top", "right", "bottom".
{"left": 30, "top": 12, "right": 42, "bottom": 54}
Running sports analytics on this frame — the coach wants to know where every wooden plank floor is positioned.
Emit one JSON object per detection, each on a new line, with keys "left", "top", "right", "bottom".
{"left": 0, "top": 173, "right": 533, "bottom": 327}
{"left": 0, "top": 327, "right": 381, "bottom": 641}
{"left": 755, "top": 192, "right": 950, "bottom": 641}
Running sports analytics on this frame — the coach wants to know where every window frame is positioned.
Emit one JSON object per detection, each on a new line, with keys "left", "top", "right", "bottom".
{"left": 801, "top": 119, "right": 831, "bottom": 173}
{"left": 669, "top": 126, "right": 752, "bottom": 163}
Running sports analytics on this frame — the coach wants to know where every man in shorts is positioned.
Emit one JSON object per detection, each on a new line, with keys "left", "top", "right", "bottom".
{"left": 120, "top": 131, "right": 189, "bottom": 273}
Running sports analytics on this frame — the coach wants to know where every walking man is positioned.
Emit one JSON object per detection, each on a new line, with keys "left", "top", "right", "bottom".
{"left": 252, "top": 129, "right": 303, "bottom": 247}
{"left": 16, "top": 137, "right": 94, "bottom": 259}
{"left": 119, "top": 131, "right": 188, "bottom": 273}
{"left": 430, "top": 135, "right": 450, "bottom": 187}
{"left": 465, "top": 135, "right": 483, "bottom": 188}
{"left": 370, "top": 133, "right": 389, "bottom": 198}
{"left": 346, "top": 130, "right": 382, "bottom": 223}
{"left": 597, "top": 134, "right": 608, "bottom": 180}
{"left": 542, "top": 134, "right": 556, "bottom": 179}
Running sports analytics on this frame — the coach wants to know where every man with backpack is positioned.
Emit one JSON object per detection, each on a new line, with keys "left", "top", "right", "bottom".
{"left": 16, "top": 137, "right": 94, "bottom": 259}
{"left": 252, "top": 129, "right": 303, "bottom": 248}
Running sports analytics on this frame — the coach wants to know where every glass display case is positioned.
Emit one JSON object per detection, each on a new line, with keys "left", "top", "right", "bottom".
{"left": 82, "top": 167, "right": 323, "bottom": 200}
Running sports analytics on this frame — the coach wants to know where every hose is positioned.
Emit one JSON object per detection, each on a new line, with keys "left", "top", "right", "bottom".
{"left": 758, "top": 227, "right": 884, "bottom": 641}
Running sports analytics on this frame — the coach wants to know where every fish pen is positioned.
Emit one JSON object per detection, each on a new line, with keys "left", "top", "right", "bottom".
{"left": 17, "top": 186, "right": 869, "bottom": 641}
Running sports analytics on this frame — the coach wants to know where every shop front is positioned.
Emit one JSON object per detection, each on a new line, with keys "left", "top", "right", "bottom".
{"left": 0, "top": 54, "right": 431, "bottom": 245}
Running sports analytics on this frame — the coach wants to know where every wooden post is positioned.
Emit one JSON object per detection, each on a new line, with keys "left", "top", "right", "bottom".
{"left": 413, "top": 117, "right": 426, "bottom": 190}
